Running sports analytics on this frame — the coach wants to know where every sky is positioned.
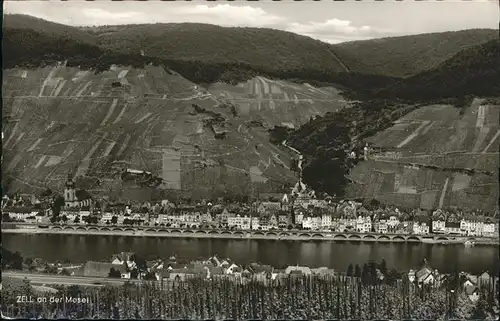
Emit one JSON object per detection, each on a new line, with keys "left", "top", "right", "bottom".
{"left": 4, "top": 0, "right": 499, "bottom": 44}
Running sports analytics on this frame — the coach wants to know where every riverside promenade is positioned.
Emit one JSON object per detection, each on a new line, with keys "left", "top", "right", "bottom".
{"left": 2, "top": 223, "right": 499, "bottom": 246}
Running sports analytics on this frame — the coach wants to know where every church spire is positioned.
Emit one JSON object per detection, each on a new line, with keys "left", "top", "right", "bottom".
{"left": 65, "top": 171, "right": 75, "bottom": 188}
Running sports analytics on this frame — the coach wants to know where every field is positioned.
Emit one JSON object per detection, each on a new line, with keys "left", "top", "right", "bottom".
{"left": 348, "top": 99, "right": 499, "bottom": 212}
{"left": 3, "top": 272, "right": 499, "bottom": 320}
{"left": 2, "top": 65, "right": 345, "bottom": 199}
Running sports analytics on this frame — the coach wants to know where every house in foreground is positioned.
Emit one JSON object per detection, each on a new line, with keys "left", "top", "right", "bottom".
{"left": 465, "top": 285, "right": 480, "bottom": 302}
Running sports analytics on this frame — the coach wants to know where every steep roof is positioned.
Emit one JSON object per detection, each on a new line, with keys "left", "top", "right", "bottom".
{"left": 285, "top": 266, "right": 311, "bottom": 275}
{"left": 465, "top": 285, "right": 479, "bottom": 296}
{"left": 415, "top": 267, "right": 432, "bottom": 281}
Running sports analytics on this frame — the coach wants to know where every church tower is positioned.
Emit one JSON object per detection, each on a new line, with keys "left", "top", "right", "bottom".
{"left": 64, "top": 172, "right": 77, "bottom": 207}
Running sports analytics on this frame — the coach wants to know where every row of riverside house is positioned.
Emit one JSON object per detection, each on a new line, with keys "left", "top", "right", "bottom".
{"left": 3, "top": 190, "right": 498, "bottom": 237}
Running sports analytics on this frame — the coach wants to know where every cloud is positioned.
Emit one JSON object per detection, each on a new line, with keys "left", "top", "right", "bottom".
{"left": 3, "top": 2, "right": 397, "bottom": 43}
{"left": 82, "top": 8, "right": 147, "bottom": 22}
{"left": 287, "top": 19, "right": 394, "bottom": 43}
{"left": 171, "top": 4, "right": 285, "bottom": 28}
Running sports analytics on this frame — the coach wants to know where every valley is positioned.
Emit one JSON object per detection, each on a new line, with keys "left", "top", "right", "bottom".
{"left": 2, "top": 14, "right": 498, "bottom": 211}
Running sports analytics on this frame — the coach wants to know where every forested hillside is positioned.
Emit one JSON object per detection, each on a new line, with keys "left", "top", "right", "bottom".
{"left": 375, "top": 39, "right": 500, "bottom": 101}
{"left": 87, "top": 23, "right": 349, "bottom": 73}
{"left": 333, "top": 29, "right": 498, "bottom": 77}
{"left": 4, "top": 15, "right": 398, "bottom": 91}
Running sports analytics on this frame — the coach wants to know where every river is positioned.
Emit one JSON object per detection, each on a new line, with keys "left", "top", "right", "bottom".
{"left": 3, "top": 234, "right": 498, "bottom": 274}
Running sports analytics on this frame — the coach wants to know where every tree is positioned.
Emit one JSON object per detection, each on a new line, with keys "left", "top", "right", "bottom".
{"left": 45, "top": 264, "right": 57, "bottom": 274}
{"left": 50, "top": 215, "right": 58, "bottom": 224}
{"left": 24, "top": 257, "right": 34, "bottom": 270}
{"left": 354, "top": 264, "right": 361, "bottom": 278}
{"left": 470, "top": 299, "right": 490, "bottom": 320}
{"left": 2, "top": 248, "right": 23, "bottom": 270}
{"left": 379, "top": 259, "right": 387, "bottom": 276}
{"left": 61, "top": 215, "right": 68, "bottom": 224}
{"left": 111, "top": 216, "right": 118, "bottom": 224}
{"left": 347, "top": 264, "right": 354, "bottom": 277}
{"left": 130, "top": 269, "right": 139, "bottom": 279}
{"left": 40, "top": 188, "right": 53, "bottom": 197}
{"left": 130, "top": 254, "right": 148, "bottom": 272}
{"left": 386, "top": 268, "right": 400, "bottom": 286}
{"left": 2, "top": 213, "right": 12, "bottom": 222}
{"left": 51, "top": 195, "right": 65, "bottom": 216}
{"left": 367, "top": 261, "right": 377, "bottom": 284}
{"left": 60, "top": 268, "right": 71, "bottom": 276}
{"left": 362, "top": 263, "right": 370, "bottom": 285}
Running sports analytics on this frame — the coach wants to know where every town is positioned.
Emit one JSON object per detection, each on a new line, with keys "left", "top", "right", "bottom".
{"left": 4, "top": 247, "right": 498, "bottom": 307}
{"left": 2, "top": 173, "right": 499, "bottom": 239}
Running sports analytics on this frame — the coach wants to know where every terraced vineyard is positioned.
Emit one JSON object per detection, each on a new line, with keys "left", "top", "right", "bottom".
{"left": 2, "top": 65, "right": 346, "bottom": 200}
{"left": 347, "top": 99, "right": 499, "bottom": 212}
{"left": 208, "top": 76, "right": 344, "bottom": 128}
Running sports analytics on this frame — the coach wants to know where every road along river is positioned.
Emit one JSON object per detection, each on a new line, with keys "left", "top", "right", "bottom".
{"left": 3, "top": 233, "right": 498, "bottom": 275}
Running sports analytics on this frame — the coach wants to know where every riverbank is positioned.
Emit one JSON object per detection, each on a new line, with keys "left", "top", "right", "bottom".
{"left": 3, "top": 227, "right": 499, "bottom": 246}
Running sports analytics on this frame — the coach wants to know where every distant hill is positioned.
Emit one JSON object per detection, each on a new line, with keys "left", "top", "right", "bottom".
{"left": 375, "top": 39, "right": 500, "bottom": 101}
{"left": 3, "top": 14, "right": 98, "bottom": 45}
{"left": 86, "top": 23, "right": 350, "bottom": 74}
{"left": 4, "top": 15, "right": 397, "bottom": 90}
{"left": 333, "top": 29, "right": 498, "bottom": 77}
{"left": 88, "top": 23, "right": 401, "bottom": 91}
{"left": 4, "top": 15, "right": 497, "bottom": 88}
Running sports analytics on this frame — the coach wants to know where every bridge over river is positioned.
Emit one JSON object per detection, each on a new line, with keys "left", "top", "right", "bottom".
{"left": 5, "top": 223, "right": 497, "bottom": 244}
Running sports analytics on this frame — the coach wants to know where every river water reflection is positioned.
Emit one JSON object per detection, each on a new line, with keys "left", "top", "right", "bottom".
{"left": 3, "top": 234, "right": 499, "bottom": 274}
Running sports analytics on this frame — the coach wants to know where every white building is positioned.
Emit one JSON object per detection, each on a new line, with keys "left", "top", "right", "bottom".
{"left": 101, "top": 212, "right": 114, "bottom": 224}
{"left": 227, "top": 215, "right": 251, "bottom": 230}
{"left": 432, "top": 219, "right": 446, "bottom": 233}
{"left": 79, "top": 210, "right": 91, "bottom": 219}
{"left": 356, "top": 216, "right": 364, "bottom": 232}
{"left": 377, "top": 220, "right": 388, "bottom": 234}
{"left": 240, "top": 216, "right": 251, "bottom": 230}
{"left": 321, "top": 214, "right": 332, "bottom": 230}
{"left": 387, "top": 216, "right": 399, "bottom": 229}
{"left": 251, "top": 217, "right": 260, "bottom": 230}
{"left": 413, "top": 222, "right": 429, "bottom": 235}
{"left": 356, "top": 216, "right": 372, "bottom": 233}
{"left": 7, "top": 210, "right": 37, "bottom": 221}
{"left": 294, "top": 212, "right": 304, "bottom": 226}
{"left": 363, "top": 216, "right": 372, "bottom": 233}
{"left": 483, "top": 222, "right": 495, "bottom": 237}
{"left": 302, "top": 216, "right": 320, "bottom": 230}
